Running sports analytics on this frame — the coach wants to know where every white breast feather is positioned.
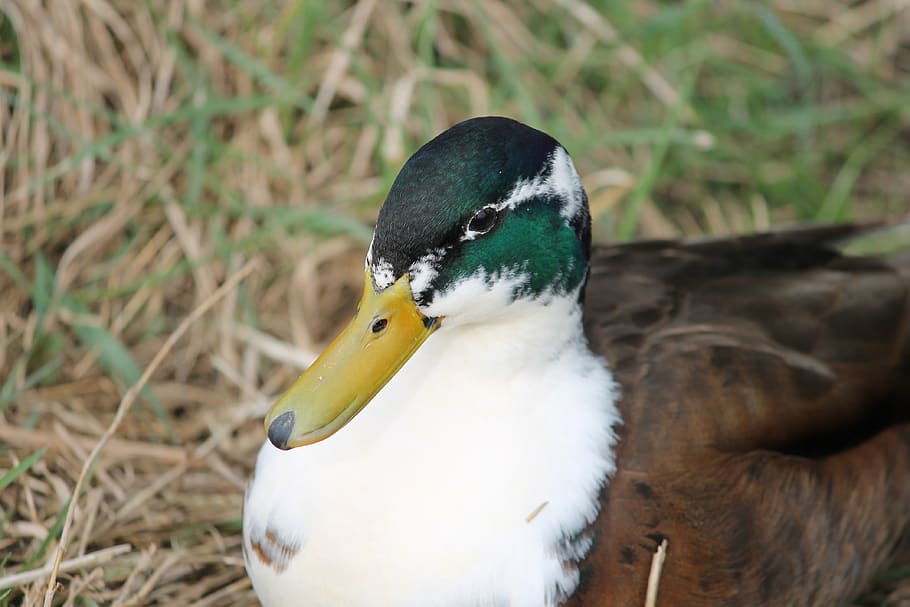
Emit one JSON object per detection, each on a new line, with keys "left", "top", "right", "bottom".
{"left": 244, "top": 282, "right": 620, "bottom": 607}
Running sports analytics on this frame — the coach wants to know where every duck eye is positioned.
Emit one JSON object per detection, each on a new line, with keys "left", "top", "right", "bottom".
{"left": 467, "top": 206, "right": 498, "bottom": 235}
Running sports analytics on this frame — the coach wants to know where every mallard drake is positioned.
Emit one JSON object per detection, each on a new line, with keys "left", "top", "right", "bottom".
{"left": 243, "top": 116, "right": 910, "bottom": 606}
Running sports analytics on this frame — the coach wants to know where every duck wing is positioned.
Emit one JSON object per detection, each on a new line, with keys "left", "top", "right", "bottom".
{"left": 571, "top": 224, "right": 910, "bottom": 606}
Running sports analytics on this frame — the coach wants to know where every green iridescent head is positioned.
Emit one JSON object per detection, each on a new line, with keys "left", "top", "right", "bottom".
{"left": 368, "top": 116, "right": 591, "bottom": 320}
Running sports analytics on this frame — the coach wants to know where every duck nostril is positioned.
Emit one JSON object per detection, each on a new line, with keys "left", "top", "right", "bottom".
{"left": 371, "top": 318, "right": 388, "bottom": 334}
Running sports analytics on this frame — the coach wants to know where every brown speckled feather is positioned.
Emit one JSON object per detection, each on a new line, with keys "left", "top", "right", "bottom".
{"left": 570, "top": 226, "right": 910, "bottom": 606}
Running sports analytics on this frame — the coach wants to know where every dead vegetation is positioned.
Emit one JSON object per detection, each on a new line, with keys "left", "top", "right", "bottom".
{"left": 1, "top": 1, "right": 908, "bottom": 605}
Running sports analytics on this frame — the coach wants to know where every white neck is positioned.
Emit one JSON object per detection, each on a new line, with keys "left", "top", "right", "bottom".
{"left": 244, "top": 294, "right": 620, "bottom": 607}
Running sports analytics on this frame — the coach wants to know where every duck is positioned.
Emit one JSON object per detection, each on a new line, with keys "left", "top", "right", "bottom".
{"left": 242, "top": 116, "right": 910, "bottom": 607}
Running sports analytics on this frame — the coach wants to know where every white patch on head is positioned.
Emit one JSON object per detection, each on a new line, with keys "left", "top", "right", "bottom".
{"left": 408, "top": 249, "right": 444, "bottom": 297}
{"left": 244, "top": 290, "right": 620, "bottom": 607}
{"left": 502, "top": 175, "right": 548, "bottom": 210}
{"left": 365, "top": 232, "right": 376, "bottom": 267}
{"left": 419, "top": 267, "right": 532, "bottom": 327}
{"left": 549, "top": 147, "right": 585, "bottom": 221}
{"left": 366, "top": 233, "right": 397, "bottom": 290}
{"left": 371, "top": 258, "right": 395, "bottom": 290}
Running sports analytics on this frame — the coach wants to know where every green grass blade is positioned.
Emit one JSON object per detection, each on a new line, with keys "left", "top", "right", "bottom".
{"left": 0, "top": 357, "right": 62, "bottom": 413}
{"left": 61, "top": 295, "right": 174, "bottom": 443}
{"left": 0, "top": 447, "right": 48, "bottom": 494}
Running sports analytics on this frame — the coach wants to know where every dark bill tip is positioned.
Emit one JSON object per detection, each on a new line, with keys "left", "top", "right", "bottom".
{"left": 267, "top": 410, "right": 296, "bottom": 450}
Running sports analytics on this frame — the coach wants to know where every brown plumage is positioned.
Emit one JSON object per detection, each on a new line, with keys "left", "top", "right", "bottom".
{"left": 569, "top": 225, "right": 910, "bottom": 606}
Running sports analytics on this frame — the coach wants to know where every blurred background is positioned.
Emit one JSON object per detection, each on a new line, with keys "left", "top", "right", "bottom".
{"left": 1, "top": 1, "right": 909, "bottom": 605}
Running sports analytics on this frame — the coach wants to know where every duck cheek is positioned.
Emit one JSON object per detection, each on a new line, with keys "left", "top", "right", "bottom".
{"left": 419, "top": 271, "right": 530, "bottom": 327}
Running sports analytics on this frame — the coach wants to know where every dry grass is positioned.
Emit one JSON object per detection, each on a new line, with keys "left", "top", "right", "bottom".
{"left": 1, "top": 1, "right": 908, "bottom": 605}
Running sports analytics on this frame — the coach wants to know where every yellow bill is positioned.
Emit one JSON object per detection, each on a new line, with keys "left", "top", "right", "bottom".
{"left": 264, "top": 271, "right": 440, "bottom": 449}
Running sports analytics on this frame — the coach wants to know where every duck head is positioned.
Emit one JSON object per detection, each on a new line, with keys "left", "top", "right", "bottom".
{"left": 265, "top": 116, "right": 592, "bottom": 449}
